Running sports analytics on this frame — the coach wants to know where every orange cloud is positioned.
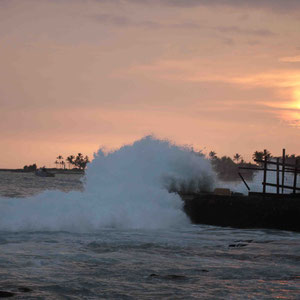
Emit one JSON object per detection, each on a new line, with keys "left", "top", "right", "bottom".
{"left": 279, "top": 55, "right": 300, "bottom": 63}
{"left": 127, "top": 59, "right": 300, "bottom": 127}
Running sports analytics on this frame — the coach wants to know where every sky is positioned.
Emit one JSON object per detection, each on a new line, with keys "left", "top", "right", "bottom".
{"left": 1, "top": 0, "right": 300, "bottom": 168}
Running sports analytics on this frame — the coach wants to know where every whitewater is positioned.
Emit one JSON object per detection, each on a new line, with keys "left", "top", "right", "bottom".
{"left": 0, "top": 136, "right": 215, "bottom": 231}
{"left": 0, "top": 136, "right": 299, "bottom": 299}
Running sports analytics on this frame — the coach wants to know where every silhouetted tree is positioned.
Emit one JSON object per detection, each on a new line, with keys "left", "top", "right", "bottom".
{"left": 82, "top": 155, "right": 90, "bottom": 170}
{"left": 209, "top": 151, "right": 217, "bottom": 160}
{"left": 54, "top": 160, "right": 59, "bottom": 168}
{"left": 252, "top": 150, "right": 271, "bottom": 164}
{"left": 23, "top": 163, "right": 37, "bottom": 172}
{"left": 252, "top": 151, "right": 263, "bottom": 162}
{"left": 66, "top": 155, "right": 75, "bottom": 169}
{"left": 74, "top": 153, "right": 90, "bottom": 170}
{"left": 264, "top": 150, "right": 272, "bottom": 159}
{"left": 56, "top": 155, "right": 64, "bottom": 169}
{"left": 211, "top": 156, "right": 238, "bottom": 180}
{"left": 233, "top": 153, "right": 241, "bottom": 163}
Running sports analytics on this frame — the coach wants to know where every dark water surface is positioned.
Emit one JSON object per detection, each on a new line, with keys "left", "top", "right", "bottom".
{"left": 1, "top": 228, "right": 299, "bottom": 299}
{"left": 0, "top": 172, "right": 299, "bottom": 299}
{"left": 0, "top": 171, "right": 83, "bottom": 198}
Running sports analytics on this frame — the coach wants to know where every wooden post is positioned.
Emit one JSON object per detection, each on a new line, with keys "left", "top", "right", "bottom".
{"left": 238, "top": 172, "right": 250, "bottom": 191}
{"left": 276, "top": 157, "right": 280, "bottom": 194}
{"left": 293, "top": 158, "right": 298, "bottom": 194}
{"left": 263, "top": 149, "right": 267, "bottom": 194}
{"left": 282, "top": 149, "right": 285, "bottom": 194}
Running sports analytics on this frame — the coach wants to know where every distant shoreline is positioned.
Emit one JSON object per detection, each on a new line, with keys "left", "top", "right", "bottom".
{"left": 0, "top": 168, "right": 84, "bottom": 174}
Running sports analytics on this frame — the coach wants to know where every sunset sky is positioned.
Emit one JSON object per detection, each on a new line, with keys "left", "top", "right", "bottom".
{"left": 1, "top": 0, "right": 300, "bottom": 168}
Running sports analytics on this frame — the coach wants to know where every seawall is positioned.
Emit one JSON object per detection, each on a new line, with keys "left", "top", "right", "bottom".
{"left": 180, "top": 193, "right": 300, "bottom": 232}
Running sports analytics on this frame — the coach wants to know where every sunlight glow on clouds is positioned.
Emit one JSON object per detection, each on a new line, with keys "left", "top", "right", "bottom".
{"left": 280, "top": 55, "right": 300, "bottom": 63}
{"left": 127, "top": 59, "right": 300, "bottom": 128}
{"left": 1, "top": 0, "right": 300, "bottom": 167}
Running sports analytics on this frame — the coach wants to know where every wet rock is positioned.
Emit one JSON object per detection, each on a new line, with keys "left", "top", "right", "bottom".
{"left": 0, "top": 291, "right": 15, "bottom": 298}
{"left": 18, "top": 287, "right": 32, "bottom": 293}
{"left": 229, "top": 243, "right": 247, "bottom": 248}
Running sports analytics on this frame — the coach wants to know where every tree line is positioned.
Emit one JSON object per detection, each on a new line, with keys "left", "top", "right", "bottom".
{"left": 207, "top": 149, "right": 300, "bottom": 181}
{"left": 207, "top": 151, "right": 253, "bottom": 181}
{"left": 55, "top": 153, "right": 90, "bottom": 170}
{"left": 209, "top": 149, "right": 300, "bottom": 164}
{"left": 251, "top": 150, "right": 300, "bottom": 164}
{"left": 23, "top": 149, "right": 299, "bottom": 175}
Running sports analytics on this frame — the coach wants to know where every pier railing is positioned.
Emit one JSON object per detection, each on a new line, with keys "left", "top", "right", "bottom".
{"left": 239, "top": 149, "right": 299, "bottom": 194}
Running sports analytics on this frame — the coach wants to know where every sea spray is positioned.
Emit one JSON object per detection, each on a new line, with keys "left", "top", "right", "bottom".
{"left": 0, "top": 136, "right": 216, "bottom": 231}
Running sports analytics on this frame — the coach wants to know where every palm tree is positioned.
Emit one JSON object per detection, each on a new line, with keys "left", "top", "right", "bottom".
{"left": 74, "top": 153, "right": 83, "bottom": 169}
{"left": 233, "top": 153, "right": 241, "bottom": 163}
{"left": 209, "top": 151, "right": 217, "bottom": 160}
{"left": 82, "top": 155, "right": 90, "bottom": 169}
{"left": 54, "top": 160, "right": 59, "bottom": 168}
{"left": 252, "top": 151, "right": 264, "bottom": 162}
{"left": 252, "top": 150, "right": 271, "bottom": 164}
{"left": 264, "top": 150, "right": 272, "bottom": 160}
{"left": 56, "top": 155, "right": 64, "bottom": 169}
{"left": 74, "top": 153, "right": 90, "bottom": 170}
{"left": 66, "top": 155, "right": 75, "bottom": 169}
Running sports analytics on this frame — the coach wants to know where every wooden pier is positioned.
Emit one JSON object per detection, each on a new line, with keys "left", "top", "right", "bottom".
{"left": 239, "top": 149, "right": 300, "bottom": 195}
{"left": 180, "top": 149, "right": 300, "bottom": 232}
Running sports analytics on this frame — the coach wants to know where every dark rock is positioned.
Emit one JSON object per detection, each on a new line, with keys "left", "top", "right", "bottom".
{"left": 229, "top": 243, "right": 247, "bottom": 248}
{"left": 18, "top": 287, "right": 32, "bottom": 293}
{"left": 0, "top": 291, "right": 15, "bottom": 298}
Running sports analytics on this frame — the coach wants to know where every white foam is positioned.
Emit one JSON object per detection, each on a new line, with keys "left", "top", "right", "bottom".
{"left": 0, "top": 136, "right": 216, "bottom": 231}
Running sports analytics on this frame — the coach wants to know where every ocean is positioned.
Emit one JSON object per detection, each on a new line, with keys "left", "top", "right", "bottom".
{"left": 0, "top": 137, "right": 299, "bottom": 299}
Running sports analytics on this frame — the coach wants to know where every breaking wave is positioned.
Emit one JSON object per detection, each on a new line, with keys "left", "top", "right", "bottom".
{"left": 0, "top": 136, "right": 216, "bottom": 231}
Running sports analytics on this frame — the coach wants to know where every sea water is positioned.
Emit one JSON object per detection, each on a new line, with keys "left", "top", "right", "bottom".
{"left": 0, "top": 136, "right": 299, "bottom": 299}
